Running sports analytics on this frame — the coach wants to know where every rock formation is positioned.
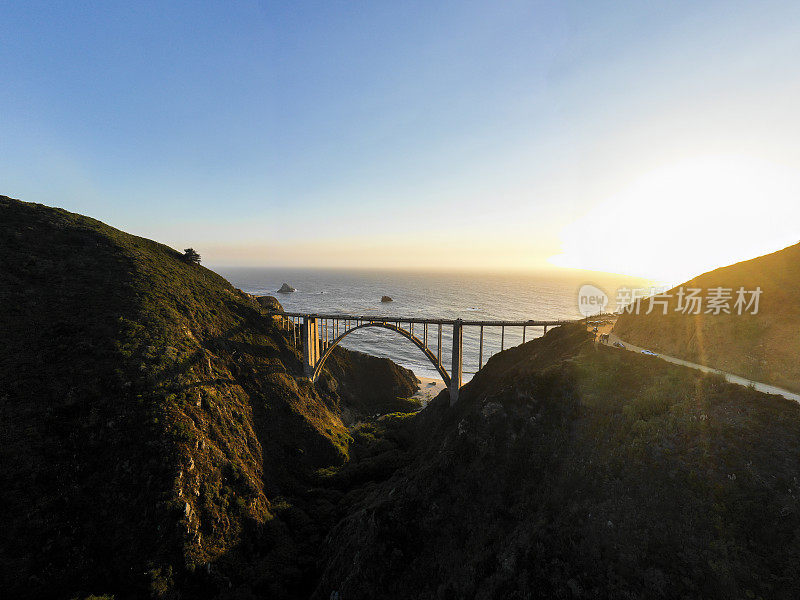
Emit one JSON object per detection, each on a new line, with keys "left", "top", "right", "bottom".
{"left": 255, "top": 295, "right": 283, "bottom": 311}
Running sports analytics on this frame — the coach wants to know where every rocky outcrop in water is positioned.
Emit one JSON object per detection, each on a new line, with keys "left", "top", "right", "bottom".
{"left": 277, "top": 282, "right": 295, "bottom": 293}
{"left": 381, "top": 296, "right": 393, "bottom": 302}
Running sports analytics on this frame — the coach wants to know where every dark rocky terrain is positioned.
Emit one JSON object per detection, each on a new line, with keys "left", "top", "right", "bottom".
{"left": 3, "top": 195, "right": 800, "bottom": 599}
{"left": 314, "top": 326, "right": 800, "bottom": 600}
{"left": 0, "top": 196, "right": 416, "bottom": 599}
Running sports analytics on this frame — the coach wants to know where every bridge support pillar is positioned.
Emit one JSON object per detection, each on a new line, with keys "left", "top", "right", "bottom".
{"left": 449, "top": 319, "right": 463, "bottom": 405}
{"left": 302, "top": 317, "right": 320, "bottom": 378}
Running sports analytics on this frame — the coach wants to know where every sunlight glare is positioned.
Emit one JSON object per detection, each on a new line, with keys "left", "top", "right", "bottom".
{"left": 549, "top": 155, "right": 800, "bottom": 284}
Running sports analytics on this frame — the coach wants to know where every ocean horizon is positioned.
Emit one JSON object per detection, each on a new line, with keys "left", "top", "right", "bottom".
{"left": 220, "top": 266, "right": 654, "bottom": 381}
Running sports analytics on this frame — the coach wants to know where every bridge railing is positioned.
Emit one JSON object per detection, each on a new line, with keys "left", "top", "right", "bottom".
{"left": 270, "top": 311, "right": 575, "bottom": 327}
{"left": 266, "top": 311, "right": 581, "bottom": 403}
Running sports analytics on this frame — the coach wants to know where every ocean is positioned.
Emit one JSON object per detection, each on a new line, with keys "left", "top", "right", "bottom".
{"left": 219, "top": 267, "right": 653, "bottom": 381}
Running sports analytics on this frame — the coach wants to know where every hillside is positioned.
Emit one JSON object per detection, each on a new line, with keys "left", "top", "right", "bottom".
{"left": 0, "top": 195, "right": 417, "bottom": 599}
{"left": 313, "top": 324, "right": 800, "bottom": 599}
{"left": 4, "top": 195, "right": 800, "bottom": 599}
{"left": 613, "top": 242, "right": 800, "bottom": 392}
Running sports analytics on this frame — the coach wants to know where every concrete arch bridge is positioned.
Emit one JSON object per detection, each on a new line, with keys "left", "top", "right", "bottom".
{"left": 270, "top": 312, "right": 574, "bottom": 404}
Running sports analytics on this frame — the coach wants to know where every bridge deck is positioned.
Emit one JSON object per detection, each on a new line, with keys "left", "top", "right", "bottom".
{"left": 269, "top": 311, "right": 576, "bottom": 327}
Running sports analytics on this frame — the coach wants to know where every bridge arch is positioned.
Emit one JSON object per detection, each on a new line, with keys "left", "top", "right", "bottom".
{"left": 311, "top": 321, "right": 451, "bottom": 387}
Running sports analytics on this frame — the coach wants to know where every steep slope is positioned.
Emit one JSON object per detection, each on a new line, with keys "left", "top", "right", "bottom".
{"left": 0, "top": 196, "right": 416, "bottom": 599}
{"left": 314, "top": 325, "right": 800, "bottom": 599}
{"left": 613, "top": 242, "right": 800, "bottom": 392}
{"left": 7, "top": 194, "right": 799, "bottom": 599}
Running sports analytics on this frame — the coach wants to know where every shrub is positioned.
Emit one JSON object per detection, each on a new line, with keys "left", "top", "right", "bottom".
{"left": 182, "top": 248, "right": 201, "bottom": 265}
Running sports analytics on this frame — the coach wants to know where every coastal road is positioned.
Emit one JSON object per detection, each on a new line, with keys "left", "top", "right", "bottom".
{"left": 605, "top": 333, "right": 800, "bottom": 403}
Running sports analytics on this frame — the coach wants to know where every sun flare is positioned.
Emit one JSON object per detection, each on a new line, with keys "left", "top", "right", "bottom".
{"left": 550, "top": 155, "right": 800, "bottom": 284}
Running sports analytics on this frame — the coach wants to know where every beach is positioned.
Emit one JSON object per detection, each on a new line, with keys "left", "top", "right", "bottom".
{"left": 412, "top": 376, "right": 447, "bottom": 406}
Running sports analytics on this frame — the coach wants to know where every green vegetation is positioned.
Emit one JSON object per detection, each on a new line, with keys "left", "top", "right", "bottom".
{"left": 0, "top": 196, "right": 420, "bottom": 599}
{"left": 315, "top": 324, "right": 800, "bottom": 599}
{"left": 5, "top": 195, "right": 799, "bottom": 599}
{"left": 182, "top": 247, "right": 201, "bottom": 265}
{"left": 322, "top": 348, "right": 420, "bottom": 416}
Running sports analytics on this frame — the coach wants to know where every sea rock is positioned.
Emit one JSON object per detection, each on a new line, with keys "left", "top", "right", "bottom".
{"left": 255, "top": 295, "right": 283, "bottom": 311}
{"left": 381, "top": 296, "right": 393, "bottom": 302}
{"left": 277, "top": 283, "right": 296, "bottom": 293}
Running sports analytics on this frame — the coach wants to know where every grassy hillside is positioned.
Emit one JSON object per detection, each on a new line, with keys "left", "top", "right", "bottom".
{"left": 0, "top": 195, "right": 417, "bottom": 599}
{"left": 314, "top": 324, "right": 800, "bottom": 599}
{"left": 6, "top": 194, "right": 800, "bottom": 599}
{"left": 613, "top": 242, "right": 800, "bottom": 392}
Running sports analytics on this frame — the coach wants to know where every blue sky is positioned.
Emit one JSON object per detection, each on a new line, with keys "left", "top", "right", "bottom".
{"left": 2, "top": 1, "right": 800, "bottom": 280}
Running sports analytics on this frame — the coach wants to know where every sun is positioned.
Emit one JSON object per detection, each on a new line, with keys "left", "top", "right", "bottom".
{"left": 549, "top": 154, "right": 800, "bottom": 284}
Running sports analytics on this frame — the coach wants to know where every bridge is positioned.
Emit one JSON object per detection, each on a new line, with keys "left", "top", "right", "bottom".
{"left": 269, "top": 312, "right": 575, "bottom": 404}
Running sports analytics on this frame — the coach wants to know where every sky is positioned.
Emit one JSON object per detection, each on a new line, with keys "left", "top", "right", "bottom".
{"left": 2, "top": 0, "right": 800, "bottom": 283}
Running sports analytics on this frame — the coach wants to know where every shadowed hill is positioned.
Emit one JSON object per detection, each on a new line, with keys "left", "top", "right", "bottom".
{"left": 613, "top": 242, "right": 800, "bottom": 392}
{"left": 0, "top": 195, "right": 416, "bottom": 599}
{"left": 6, "top": 195, "right": 800, "bottom": 599}
{"left": 314, "top": 324, "right": 800, "bottom": 599}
